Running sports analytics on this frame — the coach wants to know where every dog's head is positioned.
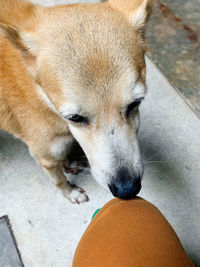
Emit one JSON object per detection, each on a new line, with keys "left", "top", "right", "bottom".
{"left": 0, "top": 0, "right": 151, "bottom": 199}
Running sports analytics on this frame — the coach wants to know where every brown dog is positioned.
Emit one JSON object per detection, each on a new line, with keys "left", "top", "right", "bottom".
{"left": 0, "top": 0, "right": 151, "bottom": 203}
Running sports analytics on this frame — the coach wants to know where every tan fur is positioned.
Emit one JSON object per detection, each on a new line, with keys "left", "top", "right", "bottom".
{"left": 0, "top": 30, "right": 79, "bottom": 202}
{"left": 0, "top": 0, "right": 151, "bottom": 203}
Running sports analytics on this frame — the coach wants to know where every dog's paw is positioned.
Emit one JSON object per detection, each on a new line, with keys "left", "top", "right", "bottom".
{"left": 64, "top": 167, "right": 81, "bottom": 175}
{"left": 63, "top": 160, "right": 87, "bottom": 175}
{"left": 69, "top": 187, "right": 89, "bottom": 204}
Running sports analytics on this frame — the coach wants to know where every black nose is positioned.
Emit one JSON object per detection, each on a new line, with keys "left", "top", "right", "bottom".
{"left": 108, "top": 168, "right": 141, "bottom": 199}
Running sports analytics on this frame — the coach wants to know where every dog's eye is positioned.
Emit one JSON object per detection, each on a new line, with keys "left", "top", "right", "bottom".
{"left": 126, "top": 97, "right": 144, "bottom": 117}
{"left": 66, "top": 114, "right": 88, "bottom": 124}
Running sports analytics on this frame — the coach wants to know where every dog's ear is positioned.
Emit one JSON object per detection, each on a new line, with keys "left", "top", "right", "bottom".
{"left": 108, "top": 0, "right": 152, "bottom": 33}
{"left": 0, "top": 0, "right": 41, "bottom": 52}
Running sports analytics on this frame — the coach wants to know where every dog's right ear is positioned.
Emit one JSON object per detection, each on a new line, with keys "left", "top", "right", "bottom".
{"left": 0, "top": 0, "right": 41, "bottom": 52}
{"left": 108, "top": 0, "right": 152, "bottom": 33}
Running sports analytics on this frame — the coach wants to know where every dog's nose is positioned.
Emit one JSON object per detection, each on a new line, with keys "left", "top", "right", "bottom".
{"left": 108, "top": 168, "right": 141, "bottom": 199}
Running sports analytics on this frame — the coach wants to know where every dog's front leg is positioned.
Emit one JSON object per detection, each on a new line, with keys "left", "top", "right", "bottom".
{"left": 39, "top": 158, "right": 88, "bottom": 204}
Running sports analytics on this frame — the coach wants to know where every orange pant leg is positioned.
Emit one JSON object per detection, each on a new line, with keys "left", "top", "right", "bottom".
{"left": 73, "top": 198, "right": 194, "bottom": 267}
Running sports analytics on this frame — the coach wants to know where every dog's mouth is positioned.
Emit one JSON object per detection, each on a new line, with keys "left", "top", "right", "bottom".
{"left": 65, "top": 140, "right": 142, "bottom": 199}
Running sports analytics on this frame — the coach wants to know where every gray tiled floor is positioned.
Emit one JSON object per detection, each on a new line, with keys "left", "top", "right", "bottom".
{"left": 0, "top": 216, "right": 23, "bottom": 267}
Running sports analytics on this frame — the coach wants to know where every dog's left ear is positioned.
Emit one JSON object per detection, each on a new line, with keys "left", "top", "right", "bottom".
{"left": 0, "top": 0, "right": 42, "bottom": 54}
{"left": 108, "top": 0, "right": 152, "bottom": 33}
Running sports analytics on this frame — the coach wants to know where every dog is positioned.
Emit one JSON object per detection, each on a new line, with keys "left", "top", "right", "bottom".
{"left": 0, "top": 0, "right": 151, "bottom": 203}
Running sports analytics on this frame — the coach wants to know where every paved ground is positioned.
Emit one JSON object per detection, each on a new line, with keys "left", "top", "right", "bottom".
{"left": 147, "top": 0, "right": 200, "bottom": 117}
{"left": 0, "top": 57, "right": 200, "bottom": 266}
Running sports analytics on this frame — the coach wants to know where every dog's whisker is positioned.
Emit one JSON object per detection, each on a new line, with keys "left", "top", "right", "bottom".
{"left": 141, "top": 155, "right": 155, "bottom": 162}
{"left": 143, "top": 160, "right": 165, "bottom": 163}
{"left": 143, "top": 161, "right": 165, "bottom": 166}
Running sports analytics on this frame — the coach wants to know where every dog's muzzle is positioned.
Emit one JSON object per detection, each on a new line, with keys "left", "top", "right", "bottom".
{"left": 108, "top": 168, "right": 141, "bottom": 199}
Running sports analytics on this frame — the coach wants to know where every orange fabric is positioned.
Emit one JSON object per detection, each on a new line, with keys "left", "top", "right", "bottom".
{"left": 73, "top": 198, "right": 194, "bottom": 267}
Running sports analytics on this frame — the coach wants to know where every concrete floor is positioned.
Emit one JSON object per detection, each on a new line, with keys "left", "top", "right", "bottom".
{"left": 0, "top": 0, "right": 200, "bottom": 266}
{"left": 0, "top": 57, "right": 200, "bottom": 266}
